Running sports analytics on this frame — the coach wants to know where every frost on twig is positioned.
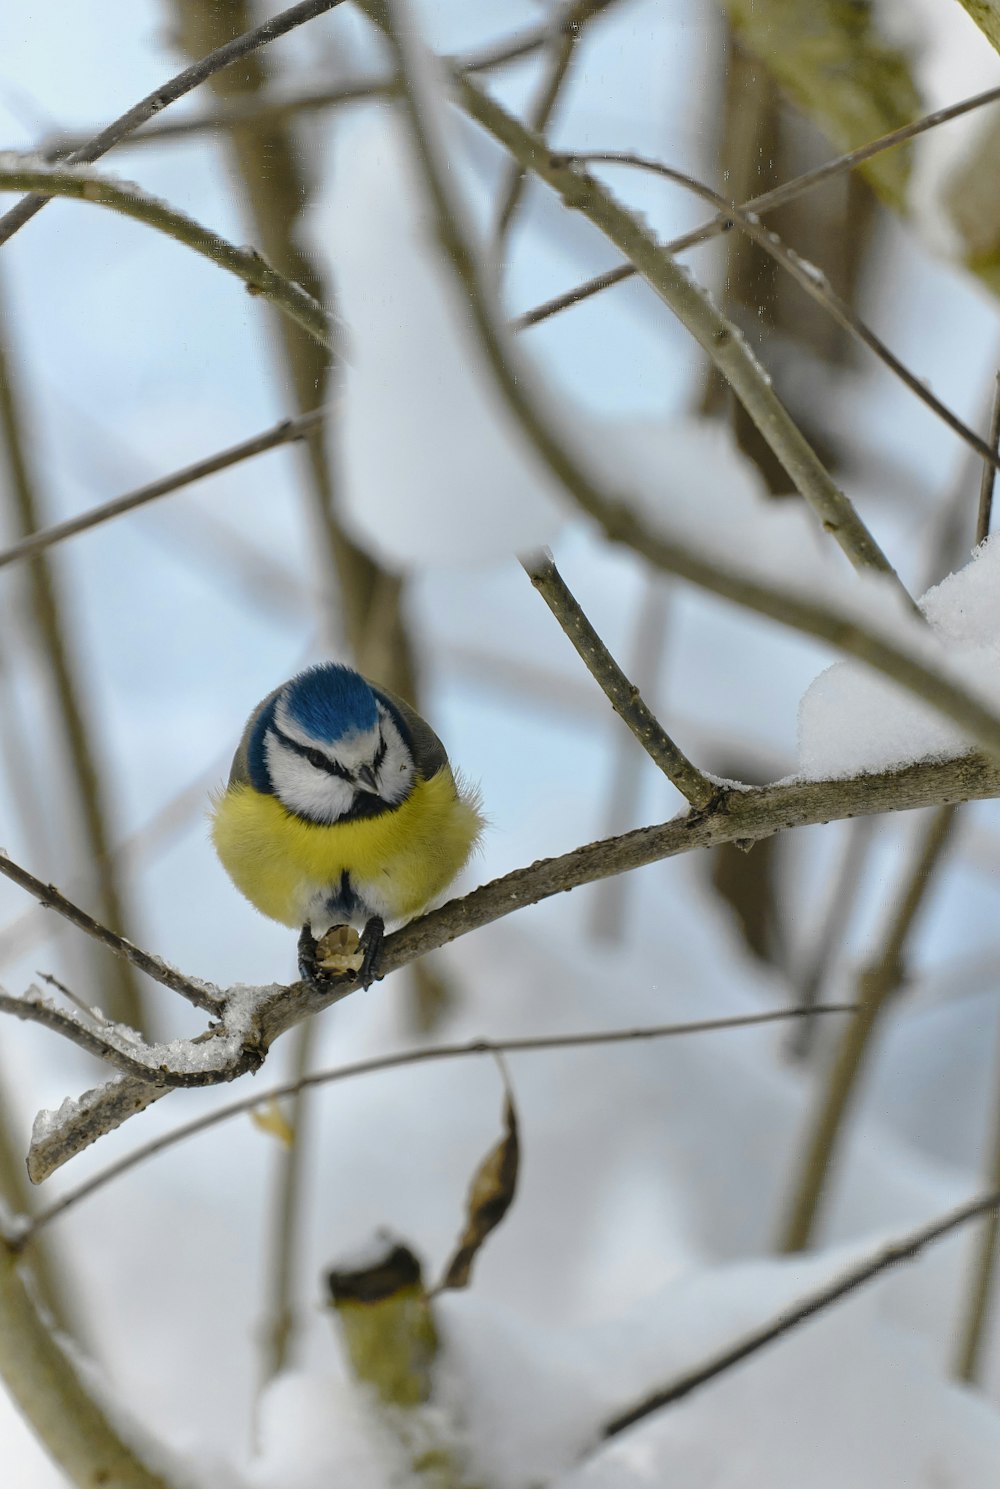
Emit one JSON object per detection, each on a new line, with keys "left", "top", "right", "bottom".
{"left": 22, "top": 982, "right": 286, "bottom": 1183}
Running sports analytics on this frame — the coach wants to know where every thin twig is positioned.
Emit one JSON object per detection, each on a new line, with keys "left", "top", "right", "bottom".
{"left": 36, "top": 971, "right": 108, "bottom": 1025}
{"left": 36, "top": 2, "right": 627, "bottom": 155}
{"left": 0, "top": 158, "right": 332, "bottom": 352}
{"left": 522, "top": 553, "right": 717, "bottom": 808}
{"left": 599, "top": 1183, "right": 1000, "bottom": 1443}
{"left": 0, "top": 0, "right": 349, "bottom": 247}
{"left": 0, "top": 853, "right": 221, "bottom": 1012}
{"left": 0, "top": 987, "right": 172, "bottom": 1082}
{"left": 515, "top": 81, "right": 1000, "bottom": 332}
{"left": 590, "top": 580, "right": 672, "bottom": 942}
{"left": 258, "top": 1019, "right": 316, "bottom": 1387}
{"left": 954, "top": 1007, "right": 1000, "bottom": 1382}
{"left": 778, "top": 805, "right": 959, "bottom": 1252}
{"left": 0, "top": 406, "right": 325, "bottom": 573}
{"left": 17, "top": 1003, "right": 857, "bottom": 1245}
{"left": 44, "top": 80, "right": 393, "bottom": 155}
{"left": 977, "top": 373, "right": 1000, "bottom": 546}
{"left": 0, "top": 757, "right": 226, "bottom": 972}
{"left": 559, "top": 151, "right": 1000, "bottom": 477}
{"left": 785, "top": 818, "right": 876, "bottom": 1061}
{"left": 494, "top": 6, "right": 582, "bottom": 243}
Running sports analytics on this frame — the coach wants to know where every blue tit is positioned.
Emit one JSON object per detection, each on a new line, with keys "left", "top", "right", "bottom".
{"left": 211, "top": 663, "right": 483, "bottom": 984}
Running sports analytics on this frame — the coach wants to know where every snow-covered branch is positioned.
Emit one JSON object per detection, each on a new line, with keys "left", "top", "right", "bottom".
{"left": 11, "top": 749, "right": 1000, "bottom": 1182}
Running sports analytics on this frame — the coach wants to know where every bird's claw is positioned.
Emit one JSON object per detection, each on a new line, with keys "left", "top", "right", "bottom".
{"left": 298, "top": 918, "right": 384, "bottom": 989}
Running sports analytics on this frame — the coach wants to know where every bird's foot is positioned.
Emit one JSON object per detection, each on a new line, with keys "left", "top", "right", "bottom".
{"left": 298, "top": 921, "right": 382, "bottom": 987}
{"left": 299, "top": 923, "right": 363, "bottom": 983}
{"left": 358, "top": 915, "right": 385, "bottom": 990}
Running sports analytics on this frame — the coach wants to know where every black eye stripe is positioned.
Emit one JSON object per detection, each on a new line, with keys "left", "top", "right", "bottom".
{"left": 270, "top": 724, "right": 354, "bottom": 782}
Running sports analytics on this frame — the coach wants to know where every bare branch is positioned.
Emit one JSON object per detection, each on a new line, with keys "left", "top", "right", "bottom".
{"left": 559, "top": 150, "right": 1000, "bottom": 477}
{"left": 0, "top": 0, "right": 349, "bottom": 247}
{"left": 778, "top": 805, "right": 959, "bottom": 1252}
{"left": 36, "top": 1, "right": 628, "bottom": 155}
{"left": 493, "top": 4, "right": 583, "bottom": 243}
{"left": 522, "top": 553, "right": 717, "bottom": 808}
{"left": 0, "top": 406, "right": 325, "bottom": 573}
{"left": 0, "top": 157, "right": 333, "bottom": 352}
{"left": 19, "top": 1003, "right": 858, "bottom": 1242}
{"left": 977, "top": 373, "right": 1000, "bottom": 546}
{"left": 0, "top": 853, "right": 222, "bottom": 1013}
{"left": 515, "top": 81, "right": 1000, "bottom": 332}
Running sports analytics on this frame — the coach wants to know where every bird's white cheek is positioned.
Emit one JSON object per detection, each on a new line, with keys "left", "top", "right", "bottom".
{"left": 266, "top": 741, "right": 355, "bottom": 822}
{"left": 375, "top": 727, "right": 415, "bottom": 803}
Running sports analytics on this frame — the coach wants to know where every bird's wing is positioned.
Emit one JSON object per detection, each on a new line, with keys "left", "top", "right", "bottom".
{"left": 227, "top": 685, "right": 283, "bottom": 787}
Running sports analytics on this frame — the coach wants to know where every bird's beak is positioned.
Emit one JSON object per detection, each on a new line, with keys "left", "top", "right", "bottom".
{"left": 356, "top": 764, "right": 379, "bottom": 794}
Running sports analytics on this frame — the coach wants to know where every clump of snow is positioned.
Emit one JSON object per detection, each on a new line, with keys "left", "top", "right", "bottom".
{"left": 232, "top": 1245, "right": 1000, "bottom": 1488}
{"left": 248, "top": 1371, "right": 411, "bottom": 1489}
{"left": 799, "top": 535, "right": 1000, "bottom": 777}
{"left": 306, "top": 105, "right": 568, "bottom": 569}
{"left": 30, "top": 1092, "right": 85, "bottom": 1149}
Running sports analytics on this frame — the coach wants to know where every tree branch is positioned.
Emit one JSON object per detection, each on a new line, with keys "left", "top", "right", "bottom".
{"left": 522, "top": 552, "right": 717, "bottom": 808}
{"left": 598, "top": 1184, "right": 1000, "bottom": 1444}
{"left": 19, "top": 1002, "right": 857, "bottom": 1243}
{"left": 493, "top": 2, "right": 584, "bottom": 243}
{"left": 0, "top": 853, "right": 221, "bottom": 1012}
{"left": 514, "top": 80, "right": 1000, "bottom": 332}
{"left": 559, "top": 150, "right": 1000, "bottom": 476}
{"left": 0, "top": 0, "right": 349, "bottom": 247}
{"left": 16, "top": 748, "right": 1000, "bottom": 1180}
{"left": 778, "top": 804, "right": 959, "bottom": 1253}
{"left": 0, "top": 986, "right": 169, "bottom": 1081}
{"left": 0, "top": 157, "right": 332, "bottom": 352}
{"left": 0, "top": 406, "right": 326, "bottom": 573}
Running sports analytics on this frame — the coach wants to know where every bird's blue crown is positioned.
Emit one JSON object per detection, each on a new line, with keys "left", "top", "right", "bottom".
{"left": 282, "top": 663, "right": 378, "bottom": 742}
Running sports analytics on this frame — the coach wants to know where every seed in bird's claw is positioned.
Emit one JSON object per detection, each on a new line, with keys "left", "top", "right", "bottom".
{"left": 315, "top": 924, "right": 364, "bottom": 975}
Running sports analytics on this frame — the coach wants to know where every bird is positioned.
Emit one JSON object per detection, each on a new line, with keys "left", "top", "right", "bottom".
{"left": 210, "top": 662, "right": 483, "bottom": 986}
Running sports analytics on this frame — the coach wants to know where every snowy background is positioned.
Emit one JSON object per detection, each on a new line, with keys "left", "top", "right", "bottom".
{"left": 3, "top": 0, "right": 1000, "bottom": 1484}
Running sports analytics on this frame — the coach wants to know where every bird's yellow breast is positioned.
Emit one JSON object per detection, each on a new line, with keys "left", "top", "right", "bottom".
{"left": 210, "top": 768, "right": 481, "bottom": 929}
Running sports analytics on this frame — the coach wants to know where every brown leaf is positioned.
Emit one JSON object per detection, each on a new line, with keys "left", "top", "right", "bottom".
{"left": 438, "top": 1090, "right": 519, "bottom": 1291}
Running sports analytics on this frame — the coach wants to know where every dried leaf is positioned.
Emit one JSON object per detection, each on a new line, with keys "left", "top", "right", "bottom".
{"left": 250, "top": 1098, "right": 295, "bottom": 1147}
{"left": 720, "top": 0, "right": 921, "bottom": 208}
{"left": 438, "top": 1089, "right": 519, "bottom": 1291}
